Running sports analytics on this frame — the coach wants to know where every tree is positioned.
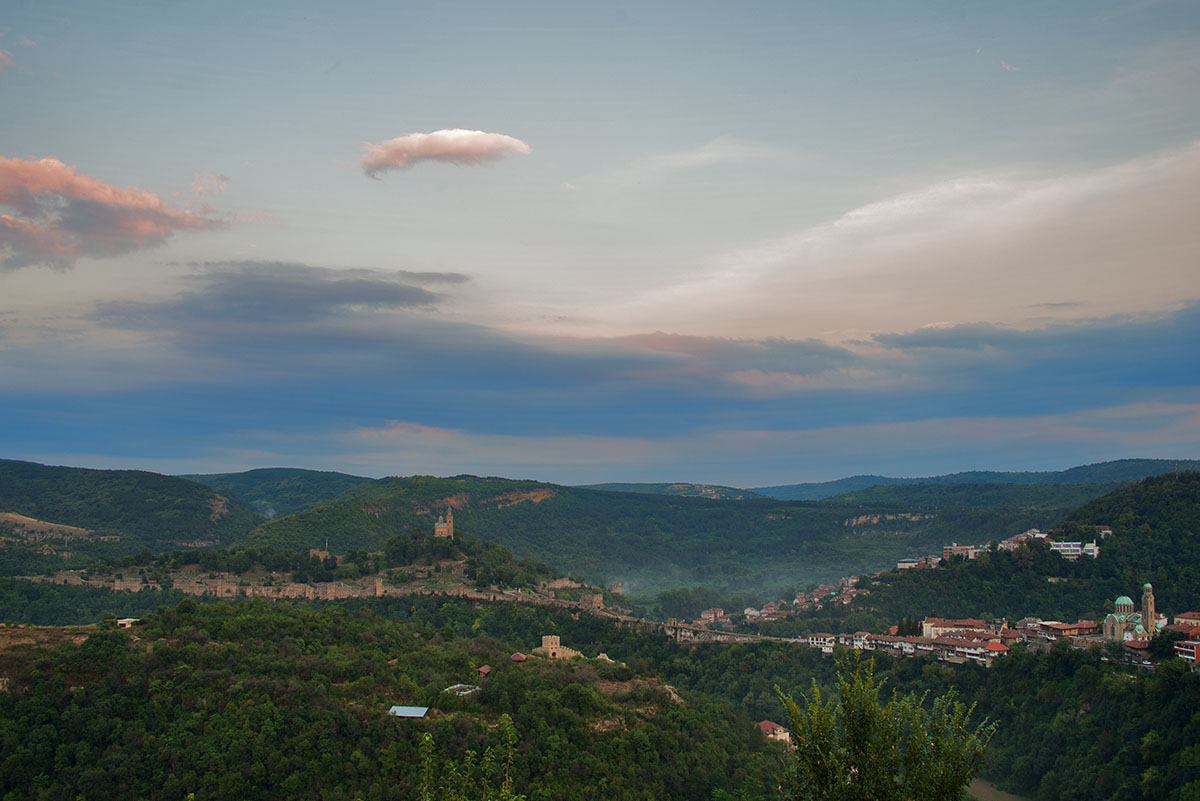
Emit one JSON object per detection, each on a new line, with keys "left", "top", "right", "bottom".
{"left": 417, "top": 713, "right": 526, "bottom": 801}
{"left": 777, "top": 653, "right": 996, "bottom": 801}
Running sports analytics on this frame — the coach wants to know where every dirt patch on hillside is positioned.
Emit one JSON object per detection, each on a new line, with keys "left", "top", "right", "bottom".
{"left": 0, "top": 624, "right": 94, "bottom": 684}
{"left": 485, "top": 489, "right": 556, "bottom": 509}
{"left": 434, "top": 493, "right": 472, "bottom": 510}
{"left": 207, "top": 495, "right": 229, "bottom": 522}
{"left": 594, "top": 677, "right": 684, "bottom": 705}
{"left": 0, "top": 512, "right": 93, "bottom": 538}
{"left": 0, "top": 624, "right": 93, "bottom": 653}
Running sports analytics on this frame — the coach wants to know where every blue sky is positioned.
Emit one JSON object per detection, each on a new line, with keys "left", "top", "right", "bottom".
{"left": 2, "top": 1, "right": 1198, "bottom": 485}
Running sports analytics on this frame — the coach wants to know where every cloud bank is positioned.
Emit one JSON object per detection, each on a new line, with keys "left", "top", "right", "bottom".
{"left": 622, "top": 140, "right": 1200, "bottom": 340}
{"left": 0, "top": 157, "right": 227, "bottom": 269}
{"left": 361, "top": 129, "right": 531, "bottom": 178}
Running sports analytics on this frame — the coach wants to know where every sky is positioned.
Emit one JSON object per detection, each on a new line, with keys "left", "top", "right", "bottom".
{"left": 1, "top": 0, "right": 1199, "bottom": 486}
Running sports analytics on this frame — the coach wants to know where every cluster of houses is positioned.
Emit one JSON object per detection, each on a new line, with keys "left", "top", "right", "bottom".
{"left": 897, "top": 525, "right": 1112, "bottom": 571}
{"left": 801, "top": 617, "right": 1016, "bottom": 666}
{"left": 794, "top": 584, "right": 1200, "bottom": 667}
{"left": 688, "top": 576, "right": 871, "bottom": 630}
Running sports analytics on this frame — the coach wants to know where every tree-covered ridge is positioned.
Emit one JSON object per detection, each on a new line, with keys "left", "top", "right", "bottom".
{"left": 753, "top": 458, "right": 1200, "bottom": 500}
{"left": 0, "top": 600, "right": 780, "bottom": 801}
{"left": 182, "top": 467, "right": 374, "bottom": 518}
{"left": 241, "top": 475, "right": 1081, "bottom": 597}
{"left": 573, "top": 483, "right": 765, "bottom": 500}
{"left": 825, "top": 481, "right": 1125, "bottom": 510}
{"left": 4, "top": 584, "right": 1200, "bottom": 800}
{"left": 819, "top": 472, "right": 1200, "bottom": 624}
{"left": 0, "top": 459, "right": 260, "bottom": 553}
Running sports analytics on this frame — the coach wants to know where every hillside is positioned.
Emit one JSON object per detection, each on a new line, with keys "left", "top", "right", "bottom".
{"left": 847, "top": 472, "right": 1200, "bottom": 622}
{"left": 0, "top": 460, "right": 259, "bottom": 570}
{"left": 753, "top": 458, "right": 1200, "bottom": 500}
{"left": 575, "top": 482, "right": 764, "bottom": 500}
{"left": 182, "top": 467, "right": 374, "bottom": 518}
{"left": 0, "top": 601, "right": 779, "bottom": 801}
{"left": 826, "top": 481, "right": 1126, "bottom": 510}
{"left": 241, "top": 475, "right": 1086, "bottom": 596}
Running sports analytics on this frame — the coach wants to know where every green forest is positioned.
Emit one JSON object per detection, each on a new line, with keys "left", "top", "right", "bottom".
{"left": 2, "top": 592, "right": 1199, "bottom": 800}
{"left": 237, "top": 474, "right": 1085, "bottom": 596}
{"left": 835, "top": 472, "right": 1200, "bottom": 624}
{"left": 752, "top": 458, "right": 1200, "bottom": 500}
{"left": 0, "top": 460, "right": 260, "bottom": 555}
{"left": 0, "top": 601, "right": 781, "bottom": 801}
{"left": 183, "top": 468, "right": 374, "bottom": 518}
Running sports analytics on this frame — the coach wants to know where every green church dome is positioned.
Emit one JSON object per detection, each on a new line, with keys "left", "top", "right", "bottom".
{"left": 1143, "top": 583, "right": 1153, "bottom": 590}
{"left": 1115, "top": 596, "right": 1134, "bottom": 605}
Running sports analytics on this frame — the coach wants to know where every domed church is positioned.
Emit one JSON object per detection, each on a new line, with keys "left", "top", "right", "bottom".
{"left": 1103, "top": 583, "right": 1162, "bottom": 641}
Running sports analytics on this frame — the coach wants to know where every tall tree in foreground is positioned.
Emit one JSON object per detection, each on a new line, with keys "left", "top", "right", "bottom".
{"left": 778, "top": 654, "right": 996, "bottom": 801}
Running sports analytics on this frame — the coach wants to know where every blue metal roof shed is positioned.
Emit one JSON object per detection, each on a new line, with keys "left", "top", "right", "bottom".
{"left": 388, "top": 705, "right": 429, "bottom": 718}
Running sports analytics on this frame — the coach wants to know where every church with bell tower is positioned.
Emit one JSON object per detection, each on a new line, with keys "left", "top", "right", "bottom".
{"left": 434, "top": 509, "right": 454, "bottom": 539}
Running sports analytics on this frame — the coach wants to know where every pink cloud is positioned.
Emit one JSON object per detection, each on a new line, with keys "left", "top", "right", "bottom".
{"left": 190, "top": 171, "right": 230, "bottom": 198}
{"left": 361, "top": 128, "right": 531, "bottom": 178}
{"left": 0, "top": 51, "right": 12, "bottom": 71}
{"left": 0, "top": 157, "right": 227, "bottom": 269}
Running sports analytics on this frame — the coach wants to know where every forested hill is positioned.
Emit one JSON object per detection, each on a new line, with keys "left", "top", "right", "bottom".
{"left": 0, "top": 459, "right": 259, "bottom": 552}
{"left": 241, "top": 475, "right": 1089, "bottom": 595}
{"left": 574, "top": 482, "right": 764, "bottom": 499}
{"left": 825, "top": 481, "right": 1126, "bottom": 510}
{"left": 0, "top": 600, "right": 780, "bottom": 801}
{"left": 854, "top": 471, "right": 1200, "bottom": 622}
{"left": 182, "top": 467, "right": 373, "bottom": 518}
{"left": 753, "top": 457, "right": 1200, "bottom": 500}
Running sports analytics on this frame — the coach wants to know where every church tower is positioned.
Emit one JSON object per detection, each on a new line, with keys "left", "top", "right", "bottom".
{"left": 434, "top": 509, "right": 454, "bottom": 539}
{"left": 1142, "top": 583, "right": 1156, "bottom": 637}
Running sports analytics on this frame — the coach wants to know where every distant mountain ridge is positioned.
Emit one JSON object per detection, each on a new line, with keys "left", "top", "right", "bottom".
{"left": 0, "top": 459, "right": 260, "bottom": 556}
{"left": 240, "top": 474, "right": 1096, "bottom": 595}
{"left": 182, "top": 467, "right": 373, "bottom": 518}
{"left": 752, "top": 458, "right": 1200, "bottom": 500}
{"left": 574, "top": 482, "right": 764, "bottom": 500}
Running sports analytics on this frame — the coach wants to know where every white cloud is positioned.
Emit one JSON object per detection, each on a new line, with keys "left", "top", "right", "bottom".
{"left": 608, "top": 140, "right": 1200, "bottom": 341}
{"left": 361, "top": 129, "right": 531, "bottom": 178}
{"left": 600, "top": 137, "right": 779, "bottom": 188}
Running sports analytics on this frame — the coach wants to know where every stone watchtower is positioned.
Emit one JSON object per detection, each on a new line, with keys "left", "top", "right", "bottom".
{"left": 434, "top": 509, "right": 454, "bottom": 539}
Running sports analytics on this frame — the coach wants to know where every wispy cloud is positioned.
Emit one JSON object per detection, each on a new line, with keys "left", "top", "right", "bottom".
{"left": 602, "top": 137, "right": 777, "bottom": 188}
{"left": 190, "top": 171, "right": 229, "bottom": 199}
{"left": 999, "top": 60, "right": 1020, "bottom": 72}
{"left": 620, "top": 140, "right": 1200, "bottom": 340}
{"left": 0, "top": 157, "right": 228, "bottom": 270}
{"left": 361, "top": 129, "right": 531, "bottom": 178}
{"left": 96, "top": 261, "right": 458, "bottom": 328}
{"left": 0, "top": 51, "right": 13, "bottom": 71}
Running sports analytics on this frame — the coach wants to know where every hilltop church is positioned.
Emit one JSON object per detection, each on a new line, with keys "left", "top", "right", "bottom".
{"left": 434, "top": 509, "right": 454, "bottom": 539}
{"left": 1103, "top": 583, "right": 1165, "bottom": 641}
